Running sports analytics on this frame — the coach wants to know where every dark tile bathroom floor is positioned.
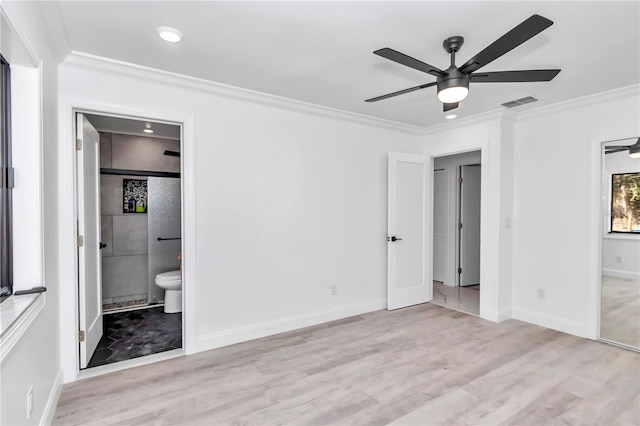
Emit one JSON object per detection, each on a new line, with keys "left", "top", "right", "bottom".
{"left": 87, "top": 306, "right": 182, "bottom": 368}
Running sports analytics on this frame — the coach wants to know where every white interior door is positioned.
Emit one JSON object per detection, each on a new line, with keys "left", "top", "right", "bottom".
{"left": 77, "top": 113, "right": 103, "bottom": 368}
{"left": 433, "top": 169, "right": 445, "bottom": 282}
{"left": 459, "top": 164, "right": 481, "bottom": 286}
{"left": 388, "top": 152, "right": 432, "bottom": 310}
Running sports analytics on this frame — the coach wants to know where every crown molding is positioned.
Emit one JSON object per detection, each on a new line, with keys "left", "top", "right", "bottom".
{"left": 516, "top": 84, "right": 640, "bottom": 122}
{"left": 61, "top": 52, "right": 427, "bottom": 136}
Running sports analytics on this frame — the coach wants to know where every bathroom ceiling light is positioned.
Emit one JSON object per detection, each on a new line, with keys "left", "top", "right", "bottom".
{"left": 445, "top": 114, "right": 457, "bottom": 120}
{"left": 157, "top": 26, "right": 182, "bottom": 43}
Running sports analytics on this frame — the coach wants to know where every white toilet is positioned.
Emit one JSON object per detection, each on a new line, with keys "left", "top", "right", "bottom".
{"left": 155, "top": 270, "right": 182, "bottom": 313}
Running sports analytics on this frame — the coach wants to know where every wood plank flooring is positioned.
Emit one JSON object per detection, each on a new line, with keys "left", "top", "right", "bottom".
{"left": 54, "top": 303, "right": 640, "bottom": 425}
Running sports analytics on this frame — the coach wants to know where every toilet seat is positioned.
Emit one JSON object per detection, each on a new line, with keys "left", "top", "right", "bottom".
{"left": 155, "top": 270, "right": 181, "bottom": 282}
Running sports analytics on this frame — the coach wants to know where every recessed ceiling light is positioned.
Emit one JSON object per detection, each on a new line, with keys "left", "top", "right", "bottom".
{"left": 143, "top": 123, "right": 154, "bottom": 134}
{"left": 156, "top": 26, "right": 182, "bottom": 43}
{"left": 445, "top": 114, "right": 457, "bottom": 120}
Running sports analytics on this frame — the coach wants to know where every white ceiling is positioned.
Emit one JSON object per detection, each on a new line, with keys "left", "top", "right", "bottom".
{"left": 84, "top": 114, "right": 181, "bottom": 140}
{"left": 53, "top": 1, "right": 639, "bottom": 128}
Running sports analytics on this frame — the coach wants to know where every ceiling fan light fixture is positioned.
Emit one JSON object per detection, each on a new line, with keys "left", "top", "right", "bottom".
{"left": 437, "top": 67, "right": 470, "bottom": 104}
{"left": 438, "top": 86, "right": 469, "bottom": 103}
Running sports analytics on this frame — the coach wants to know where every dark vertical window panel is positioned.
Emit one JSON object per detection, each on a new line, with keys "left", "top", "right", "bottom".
{"left": 0, "top": 54, "right": 13, "bottom": 301}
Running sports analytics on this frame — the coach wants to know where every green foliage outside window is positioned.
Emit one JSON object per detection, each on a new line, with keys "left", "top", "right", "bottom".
{"left": 611, "top": 173, "right": 640, "bottom": 233}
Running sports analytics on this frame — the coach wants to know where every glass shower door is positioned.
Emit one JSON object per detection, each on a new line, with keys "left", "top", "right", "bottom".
{"left": 148, "top": 177, "right": 182, "bottom": 304}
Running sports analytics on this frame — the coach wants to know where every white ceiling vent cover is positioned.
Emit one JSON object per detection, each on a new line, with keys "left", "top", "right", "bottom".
{"left": 502, "top": 96, "right": 539, "bottom": 108}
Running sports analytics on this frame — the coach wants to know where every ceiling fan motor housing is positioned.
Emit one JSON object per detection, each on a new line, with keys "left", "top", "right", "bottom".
{"left": 437, "top": 66, "right": 469, "bottom": 94}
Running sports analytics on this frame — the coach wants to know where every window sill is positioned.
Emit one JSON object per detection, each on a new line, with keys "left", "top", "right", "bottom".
{"left": 603, "top": 233, "right": 640, "bottom": 241}
{"left": 0, "top": 292, "right": 45, "bottom": 362}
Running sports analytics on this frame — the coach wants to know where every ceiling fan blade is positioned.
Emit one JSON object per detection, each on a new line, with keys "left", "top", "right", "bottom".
{"left": 443, "top": 102, "right": 459, "bottom": 112}
{"left": 374, "top": 48, "right": 445, "bottom": 78}
{"left": 470, "top": 69, "right": 560, "bottom": 83}
{"left": 365, "top": 82, "right": 436, "bottom": 102}
{"left": 459, "top": 14, "right": 554, "bottom": 74}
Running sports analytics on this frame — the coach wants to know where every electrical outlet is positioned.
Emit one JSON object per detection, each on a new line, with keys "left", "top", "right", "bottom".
{"left": 331, "top": 284, "right": 337, "bottom": 296}
{"left": 26, "top": 386, "right": 33, "bottom": 419}
{"left": 616, "top": 255, "right": 623, "bottom": 263}
{"left": 537, "top": 288, "right": 546, "bottom": 300}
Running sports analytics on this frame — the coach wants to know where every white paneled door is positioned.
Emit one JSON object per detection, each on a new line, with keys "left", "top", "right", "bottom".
{"left": 459, "top": 164, "right": 481, "bottom": 286}
{"left": 77, "top": 113, "right": 103, "bottom": 368}
{"left": 387, "top": 152, "right": 432, "bottom": 310}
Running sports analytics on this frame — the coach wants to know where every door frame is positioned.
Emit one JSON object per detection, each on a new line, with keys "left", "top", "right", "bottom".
{"left": 426, "top": 145, "right": 489, "bottom": 319}
{"left": 59, "top": 98, "right": 196, "bottom": 383}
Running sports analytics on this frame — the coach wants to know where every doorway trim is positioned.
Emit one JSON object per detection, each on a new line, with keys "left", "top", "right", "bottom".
{"left": 58, "top": 97, "right": 196, "bottom": 383}
{"left": 425, "top": 142, "right": 493, "bottom": 321}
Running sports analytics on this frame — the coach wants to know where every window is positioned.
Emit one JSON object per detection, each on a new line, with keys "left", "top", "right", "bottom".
{"left": 610, "top": 172, "right": 640, "bottom": 233}
{"left": 1, "top": 54, "right": 12, "bottom": 301}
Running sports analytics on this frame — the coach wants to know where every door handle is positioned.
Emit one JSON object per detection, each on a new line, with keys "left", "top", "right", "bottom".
{"left": 99, "top": 242, "right": 107, "bottom": 249}
{"left": 387, "top": 236, "right": 403, "bottom": 242}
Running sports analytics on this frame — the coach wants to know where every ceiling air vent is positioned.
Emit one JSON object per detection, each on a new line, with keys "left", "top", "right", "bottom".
{"left": 502, "top": 96, "right": 538, "bottom": 108}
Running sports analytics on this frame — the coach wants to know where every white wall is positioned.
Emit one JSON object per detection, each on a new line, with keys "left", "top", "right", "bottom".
{"left": 433, "top": 150, "right": 482, "bottom": 287}
{"left": 601, "top": 149, "right": 640, "bottom": 279}
{"left": 57, "top": 53, "right": 424, "bottom": 374}
{"left": 512, "top": 86, "right": 640, "bottom": 338}
{"left": 0, "top": 2, "right": 67, "bottom": 424}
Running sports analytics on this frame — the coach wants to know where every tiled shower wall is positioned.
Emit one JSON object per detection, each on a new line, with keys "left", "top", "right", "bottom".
{"left": 100, "top": 133, "right": 180, "bottom": 306}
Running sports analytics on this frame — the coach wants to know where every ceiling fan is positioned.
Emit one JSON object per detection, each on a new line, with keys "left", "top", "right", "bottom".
{"left": 365, "top": 14, "right": 561, "bottom": 112}
{"left": 605, "top": 138, "right": 640, "bottom": 158}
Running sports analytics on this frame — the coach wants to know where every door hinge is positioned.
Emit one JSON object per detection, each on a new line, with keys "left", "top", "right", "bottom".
{"left": 458, "top": 222, "right": 463, "bottom": 230}
{"left": 458, "top": 267, "right": 462, "bottom": 274}
{"left": 79, "top": 330, "right": 85, "bottom": 342}
{"left": 6, "top": 167, "right": 15, "bottom": 189}
{"left": 76, "top": 138, "right": 82, "bottom": 151}
{"left": 77, "top": 235, "right": 84, "bottom": 247}
{"left": 459, "top": 177, "right": 463, "bottom": 184}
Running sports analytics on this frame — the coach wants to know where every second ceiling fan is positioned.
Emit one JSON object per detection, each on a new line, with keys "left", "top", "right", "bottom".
{"left": 366, "top": 14, "right": 561, "bottom": 112}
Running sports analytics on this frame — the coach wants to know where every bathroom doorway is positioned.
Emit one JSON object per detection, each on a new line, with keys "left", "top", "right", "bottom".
{"left": 76, "top": 112, "right": 184, "bottom": 369}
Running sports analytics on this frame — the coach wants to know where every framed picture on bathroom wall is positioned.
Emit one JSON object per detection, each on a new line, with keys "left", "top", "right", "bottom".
{"left": 123, "top": 179, "right": 148, "bottom": 213}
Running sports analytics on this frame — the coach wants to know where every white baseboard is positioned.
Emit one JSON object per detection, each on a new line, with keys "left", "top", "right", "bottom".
{"left": 512, "top": 307, "right": 588, "bottom": 338}
{"left": 481, "top": 308, "right": 512, "bottom": 323}
{"left": 40, "top": 367, "right": 63, "bottom": 426}
{"left": 602, "top": 268, "right": 640, "bottom": 280}
{"left": 196, "top": 299, "right": 386, "bottom": 353}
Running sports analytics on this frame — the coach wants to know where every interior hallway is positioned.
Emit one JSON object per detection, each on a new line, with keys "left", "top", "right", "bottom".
{"left": 54, "top": 304, "right": 638, "bottom": 425}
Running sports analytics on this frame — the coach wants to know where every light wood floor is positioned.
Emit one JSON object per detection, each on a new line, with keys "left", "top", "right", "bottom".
{"left": 601, "top": 275, "right": 640, "bottom": 349}
{"left": 54, "top": 304, "right": 639, "bottom": 425}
